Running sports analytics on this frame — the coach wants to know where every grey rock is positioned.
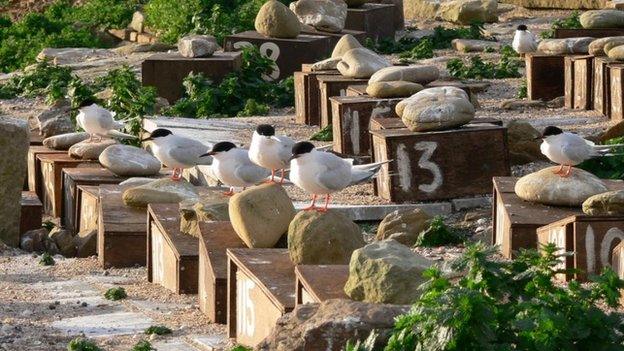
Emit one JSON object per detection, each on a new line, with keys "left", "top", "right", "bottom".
{"left": 99, "top": 144, "right": 161, "bottom": 176}
{"left": 368, "top": 65, "right": 440, "bottom": 85}
{"left": 255, "top": 0, "right": 302, "bottom": 39}
{"left": 290, "top": 0, "right": 347, "bottom": 33}
{"left": 48, "top": 227, "right": 76, "bottom": 257}
{"left": 366, "top": 81, "right": 424, "bottom": 98}
{"left": 74, "top": 229, "right": 97, "bottom": 258}
{"left": 452, "top": 38, "right": 501, "bottom": 52}
{"left": 129, "top": 11, "right": 145, "bottom": 33}
{"left": 35, "top": 103, "right": 73, "bottom": 138}
{"left": 439, "top": 0, "right": 498, "bottom": 24}
{"left": 581, "top": 10, "right": 624, "bottom": 29}
{"left": 179, "top": 193, "right": 230, "bottom": 237}
{"left": 331, "top": 34, "right": 363, "bottom": 58}
{"left": 20, "top": 228, "right": 48, "bottom": 252}
{"left": 376, "top": 208, "right": 432, "bottom": 246}
{"left": 123, "top": 178, "right": 199, "bottom": 208}
{"left": 43, "top": 132, "right": 90, "bottom": 150}
{"left": 582, "top": 190, "right": 624, "bottom": 215}
{"left": 538, "top": 37, "right": 594, "bottom": 55}
{"left": 337, "top": 48, "right": 391, "bottom": 78}
{"left": 69, "top": 139, "right": 117, "bottom": 160}
{"left": 178, "top": 35, "right": 219, "bottom": 58}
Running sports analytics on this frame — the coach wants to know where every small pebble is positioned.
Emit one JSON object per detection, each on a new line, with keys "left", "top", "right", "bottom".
{"left": 48, "top": 304, "right": 56, "bottom": 310}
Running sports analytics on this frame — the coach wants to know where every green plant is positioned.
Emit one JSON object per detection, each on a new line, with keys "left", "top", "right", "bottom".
{"left": 398, "top": 38, "right": 434, "bottom": 62}
{"left": 447, "top": 47, "right": 521, "bottom": 80}
{"left": 0, "top": 61, "right": 74, "bottom": 102}
{"left": 39, "top": 252, "right": 55, "bottom": 266}
{"left": 144, "top": 325, "right": 172, "bottom": 335}
{"left": 131, "top": 340, "right": 155, "bottom": 351}
{"left": 104, "top": 287, "right": 127, "bottom": 301}
{"left": 230, "top": 346, "right": 252, "bottom": 351}
{"left": 415, "top": 216, "right": 464, "bottom": 247}
{"left": 310, "top": 125, "right": 333, "bottom": 142}
{"left": 71, "top": 0, "right": 139, "bottom": 30}
{"left": 42, "top": 220, "right": 56, "bottom": 232}
{"left": 384, "top": 243, "right": 624, "bottom": 351}
{"left": 578, "top": 137, "right": 624, "bottom": 179}
{"left": 67, "top": 337, "right": 102, "bottom": 351}
{"left": 344, "top": 332, "right": 378, "bottom": 351}
{"left": 540, "top": 11, "right": 581, "bottom": 39}
{"left": 517, "top": 78, "right": 528, "bottom": 99}
{"left": 237, "top": 99, "right": 270, "bottom": 117}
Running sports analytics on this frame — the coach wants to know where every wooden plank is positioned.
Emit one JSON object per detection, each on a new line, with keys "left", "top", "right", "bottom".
{"left": 147, "top": 203, "right": 199, "bottom": 294}
{"left": 77, "top": 185, "right": 99, "bottom": 234}
{"left": 555, "top": 28, "right": 624, "bottom": 38}
{"left": 20, "top": 191, "right": 42, "bottom": 237}
{"left": 27, "top": 146, "right": 65, "bottom": 200}
{"left": 564, "top": 56, "right": 575, "bottom": 109}
{"left": 294, "top": 69, "right": 340, "bottom": 126}
{"left": 38, "top": 154, "right": 99, "bottom": 217}
{"left": 142, "top": 52, "right": 242, "bottom": 103}
{"left": 346, "top": 84, "right": 368, "bottom": 96}
{"left": 593, "top": 56, "right": 615, "bottom": 115}
{"left": 573, "top": 55, "right": 593, "bottom": 110}
{"left": 610, "top": 64, "right": 624, "bottom": 121}
{"left": 318, "top": 75, "right": 368, "bottom": 128}
{"left": 370, "top": 117, "right": 503, "bottom": 132}
{"left": 526, "top": 53, "right": 566, "bottom": 101}
{"left": 295, "top": 265, "right": 349, "bottom": 305}
{"left": 98, "top": 184, "right": 147, "bottom": 268}
{"left": 224, "top": 31, "right": 332, "bottom": 81}
{"left": 370, "top": 125, "right": 511, "bottom": 203}
{"left": 330, "top": 95, "right": 402, "bottom": 156}
{"left": 345, "top": 3, "right": 396, "bottom": 41}
{"left": 227, "top": 248, "right": 295, "bottom": 347}
{"left": 198, "top": 221, "right": 246, "bottom": 324}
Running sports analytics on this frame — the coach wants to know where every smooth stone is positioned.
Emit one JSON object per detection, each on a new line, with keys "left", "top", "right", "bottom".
{"left": 256, "top": 299, "right": 408, "bottom": 351}
{"left": 607, "top": 44, "right": 624, "bottom": 60}
{"left": 98, "top": 144, "right": 161, "bottom": 176}
{"left": 179, "top": 193, "right": 230, "bottom": 237}
{"left": 20, "top": 228, "right": 47, "bottom": 253}
{"left": 74, "top": 229, "right": 97, "bottom": 258}
{"left": 178, "top": 35, "right": 218, "bottom": 58}
{"left": 68, "top": 139, "right": 117, "bottom": 160}
{"left": 288, "top": 210, "right": 365, "bottom": 265}
{"left": 581, "top": 10, "right": 624, "bottom": 29}
{"left": 129, "top": 11, "right": 145, "bottom": 33}
{"left": 366, "top": 81, "right": 424, "bottom": 98}
{"left": 514, "top": 166, "right": 608, "bottom": 206}
{"left": 34, "top": 103, "right": 73, "bottom": 138}
{"left": 396, "top": 86, "right": 475, "bottom": 132}
{"left": 43, "top": 132, "right": 90, "bottom": 150}
{"left": 337, "top": 48, "right": 391, "bottom": 78}
{"left": 438, "top": 0, "right": 498, "bottom": 24}
{"left": 538, "top": 37, "right": 594, "bottom": 55}
{"left": 600, "top": 120, "right": 624, "bottom": 142}
{"left": 588, "top": 36, "right": 624, "bottom": 56}
{"left": 368, "top": 65, "right": 440, "bottom": 85}
{"left": 310, "top": 57, "right": 341, "bottom": 71}
{"left": 582, "top": 190, "right": 624, "bottom": 215}
{"left": 375, "top": 208, "right": 432, "bottom": 246}
{"left": 500, "top": 99, "right": 547, "bottom": 110}
{"left": 344, "top": 240, "right": 434, "bottom": 304}
{"left": 290, "top": 0, "right": 347, "bottom": 33}
{"left": 331, "top": 34, "right": 363, "bottom": 58}
{"left": 498, "top": 0, "right": 605, "bottom": 9}
{"left": 49, "top": 227, "right": 76, "bottom": 257}
{"left": 122, "top": 178, "right": 199, "bottom": 208}
{"left": 0, "top": 117, "right": 28, "bottom": 247}
{"left": 229, "top": 183, "right": 296, "bottom": 248}
{"left": 255, "top": 0, "right": 301, "bottom": 39}
{"left": 113, "top": 43, "right": 176, "bottom": 55}
{"left": 506, "top": 120, "right": 545, "bottom": 165}
{"left": 451, "top": 38, "right": 501, "bottom": 52}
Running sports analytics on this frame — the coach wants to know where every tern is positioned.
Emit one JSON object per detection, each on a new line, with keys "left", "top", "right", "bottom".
{"left": 289, "top": 141, "right": 389, "bottom": 212}
{"left": 538, "top": 126, "right": 624, "bottom": 177}
{"left": 141, "top": 128, "right": 211, "bottom": 181}
{"left": 75, "top": 98, "right": 134, "bottom": 142}
{"left": 202, "top": 141, "right": 270, "bottom": 196}
{"left": 248, "top": 124, "right": 295, "bottom": 183}
{"left": 512, "top": 24, "right": 538, "bottom": 55}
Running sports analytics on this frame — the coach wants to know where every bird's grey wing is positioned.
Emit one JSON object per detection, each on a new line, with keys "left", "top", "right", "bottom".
{"left": 169, "top": 138, "right": 211, "bottom": 166}
{"left": 316, "top": 154, "right": 351, "bottom": 191}
{"left": 94, "top": 108, "right": 116, "bottom": 130}
{"left": 235, "top": 163, "right": 270, "bottom": 184}
{"left": 276, "top": 136, "right": 295, "bottom": 165}
{"left": 561, "top": 139, "right": 594, "bottom": 163}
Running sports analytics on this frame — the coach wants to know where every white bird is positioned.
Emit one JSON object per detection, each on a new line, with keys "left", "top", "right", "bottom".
{"left": 538, "top": 126, "right": 624, "bottom": 177}
{"left": 75, "top": 99, "right": 134, "bottom": 142}
{"left": 289, "top": 141, "right": 389, "bottom": 212}
{"left": 204, "top": 141, "right": 271, "bottom": 195}
{"left": 249, "top": 124, "right": 295, "bottom": 184}
{"left": 141, "top": 128, "right": 211, "bottom": 181}
{"left": 512, "top": 24, "right": 538, "bottom": 55}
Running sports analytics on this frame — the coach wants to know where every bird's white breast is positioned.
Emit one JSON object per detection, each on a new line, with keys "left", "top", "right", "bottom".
{"left": 513, "top": 31, "right": 537, "bottom": 54}
{"left": 211, "top": 150, "right": 255, "bottom": 187}
{"left": 249, "top": 135, "right": 287, "bottom": 170}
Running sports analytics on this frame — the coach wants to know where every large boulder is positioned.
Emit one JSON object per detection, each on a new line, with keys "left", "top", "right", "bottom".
{"left": 0, "top": 117, "right": 28, "bottom": 247}
{"left": 607, "top": 45, "right": 624, "bottom": 60}
{"left": 331, "top": 34, "right": 363, "bottom": 58}
{"left": 368, "top": 65, "right": 440, "bottom": 85}
{"left": 438, "top": 0, "right": 498, "bottom": 24}
{"left": 178, "top": 35, "right": 219, "bottom": 58}
{"left": 404, "top": 0, "right": 440, "bottom": 21}
{"left": 48, "top": 227, "right": 76, "bottom": 257}
{"left": 337, "top": 48, "right": 391, "bottom": 78}
{"left": 20, "top": 228, "right": 47, "bottom": 253}
{"left": 288, "top": 210, "right": 365, "bottom": 264}
{"left": 290, "top": 0, "right": 347, "bottom": 33}
{"left": 506, "top": 120, "right": 545, "bottom": 165}
{"left": 376, "top": 208, "right": 432, "bottom": 246}
{"left": 68, "top": 139, "right": 117, "bottom": 160}
{"left": 256, "top": 299, "right": 408, "bottom": 351}
{"left": 452, "top": 38, "right": 501, "bottom": 52}
{"left": 366, "top": 81, "right": 423, "bottom": 98}
{"left": 122, "top": 178, "right": 199, "bottom": 207}
{"left": 310, "top": 57, "right": 341, "bottom": 71}
{"left": 514, "top": 166, "right": 608, "bottom": 206}
{"left": 255, "top": 0, "right": 302, "bottom": 39}
{"left": 396, "top": 86, "right": 475, "bottom": 132}
{"left": 581, "top": 10, "right": 624, "bottom": 29}
{"left": 179, "top": 193, "right": 230, "bottom": 237}
{"left": 588, "top": 36, "right": 624, "bottom": 56}
{"left": 129, "top": 11, "right": 145, "bottom": 33}
{"left": 43, "top": 132, "right": 90, "bottom": 150}
{"left": 538, "top": 37, "right": 594, "bottom": 55}
{"left": 99, "top": 144, "right": 161, "bottom": 176}
{"left": 34, "top": 103, "right": 73, "bottom": 137}
{"left": 74, "top": 229, "right": 97, "bottom": 258}
{"left": 582, "top": 190, "right": 624, "bottom": 215}
{"left": 229, "top": 183, "right": 295, "bottom": 248}
{"left": 344, "top": 240, "right": 434, "bottom": 304}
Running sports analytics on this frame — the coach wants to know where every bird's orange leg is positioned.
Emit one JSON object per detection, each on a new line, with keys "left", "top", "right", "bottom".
{"left": 553, "top": 165, "right": 564, "bottom": 175}
{"left": 279, "top": 169, "right": 286, "bottom": 184}
{"left": 561, "top": 165, "right": 573, "bottom": 178}
{"left": 317, "top": 194, "right": 331, "bottom": 213}
{"left": 302, "top": 194, "right": 317, "bottom": 211}
{"left": 265, "top": 169, "right": 276, "bottom": 184}
{"left": 223, "top": 187, "right": 235, "bottom": 196}
{"left": 170, "top": 168, "right": 180, "bottom": 181}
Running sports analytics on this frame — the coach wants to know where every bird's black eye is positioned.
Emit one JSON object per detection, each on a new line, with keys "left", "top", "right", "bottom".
{"left": 292, "top": 141, "right": 315, "bottom": 156}
{"left": 256, "top": 124, "right": 275, "bottom": 136}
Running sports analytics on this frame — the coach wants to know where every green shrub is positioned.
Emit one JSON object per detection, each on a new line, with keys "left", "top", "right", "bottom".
{"left": 67, "top": 337, "right": 102, "bottom": 351}
{"left": 144, "top": 0, "right": 203, "bottom": 44}
{"left": 383, "top": 243, "right": 624, "bottom": 351}
{"left": 517, "top": 78, "right": 528, "bottom": 99}
{"left": 398, "top": 38, "right": 434, "bottom": 62}
{"left": 344, "top": 332, "right": 377, "bottom": 351}
{"left": 540, "top": 11, "right": 581, "bottom": 39}
{"left": 230, "top": 346, "right": 252, "bottom": 351}
{"left": 131, "top": 340, "right": 154, "bottom": 351}
{"left": 578, "top": 137, "right": 624, "bottom": 179}
{"left": 415, "top": 216, "right": 464, "bottom": 247}
{"left": 0, "top": 61, "right": 74, "bottom": 101}
{"left": 447, "top": 46, "right": 521, "bottom": 80}
{"left": 310, "top": 125, "right": 333, "bottom": 142}
{"left": 39, "top": 252, "right": 55, "bottom": 266}
{"left": 144, "top": 325, "right": 172, "bottom": 335}
{"left": 72, "top": 0, "right": 139, "bottom": 30}
{"left": 104, "top": 287, "right": 127, "bottom": 301}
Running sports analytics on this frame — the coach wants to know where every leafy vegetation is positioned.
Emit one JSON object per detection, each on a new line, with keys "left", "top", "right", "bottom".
{"left": 398, "top": 38, "right": 434, "bottom": 62}
{"left": 229, "top": 346, "right": 252, "bottom": 351}
{"left": 447, "top": 46, "right": 521, "bottom": 79}
{"left": 310, "top": 125, "right": 333, "bottom": 142}
{"left": 345, "top": 332, "right": 377, "bottom": 351}
{"left": 415, "top": 216, "right": 464, "bottom": 247}
{"left": 104, "top": 287, "right": 127, "bottom": 301}
{"left": 540, "top": 11, "right": 582, "bottom": 39}
{"left": 144, "top": 325, "right": 172, "bottom": 335}
{"left": 517, "top": 78, "right": 528, "bottom": 99}
{"left": 167, "top": 46, "right": 293, "bottom": 118}
{"left": 382, "top": 243, "right": 624, "bottom": 351}
{"left": 0, "top": 61, "right": 74, "bottom": 102}
{"left": 39, "top": 252, "right": 55, "bottom": 266}
{"left": 131, "top": 340, "right": 155, "bottom": 351}
{"left": 67, "top": 337, "right": 102, "bottom": 351}
{"left": 578, "top": 137, "right": 624, "bottom": 179}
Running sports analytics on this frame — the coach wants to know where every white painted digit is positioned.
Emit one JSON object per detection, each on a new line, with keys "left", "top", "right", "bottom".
{"left": 237, "top": 278, "right": 256, "bottom": 337}
{"left": 347, "top": 109, "right": 360, "bottom": 155}
{"left": 233, "top": 41, "right": 253, "bottom": 50}
{"left": 586, "top": 225, "right": 596, "bottom": 274}
{"left": 414, "top": 141, "right": 442, "bottom": 193}
{"left": 371, "top": 105, "right": 391, "bottom": 119}
{"left": 600, "top": 227, "right": 624, "bottom": 268}
{"left": 396, "top": 144, "right": 411, "bottom": 192}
